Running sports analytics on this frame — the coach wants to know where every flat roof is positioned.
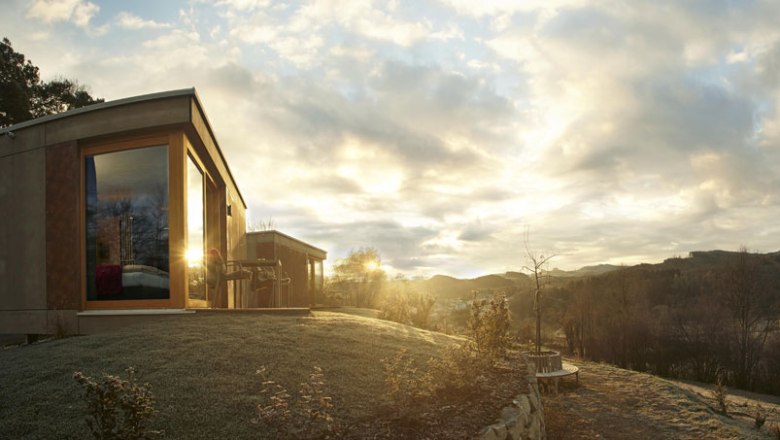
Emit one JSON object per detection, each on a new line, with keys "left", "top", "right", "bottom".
{"left": 1, "top": 88, "right": 194, "bottom": 133}
{"left": 247, "top": 230, "right": 327, "bottom": 256}
{"left": 0, "top": 88, "right": 246, "bottom": 207}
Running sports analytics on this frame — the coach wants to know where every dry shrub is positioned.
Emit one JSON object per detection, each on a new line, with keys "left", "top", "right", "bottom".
{"left": 379, "top": 289, "right": 437, "bottom": 330}
{"left": 72, "top": 367, "right": 162, "bottom": 440}
{"left": 409, "top": 293, "right": 437, "bottom": 330}
{"left": 253, "top": 366, "right": 292, "bottom": 429}
{"left": 425, "top": 342, "right": 489, "bottom": 399}
{"left": 381, "top": 349, "right": 427, "bottom": 417}
{"left": 754, "top": 405, "right": 766, "bottom": 429}
{"left": 252, "top": 365, "right": 340, "bottom": 439}
{"left": 468, "top": 295, "right": 511, "bottom": 360}
{"left": 382, "top": 343, "right": 491, "bottom": 418}
{"left": 771, "top": 423, "right": 780, "bottom": 440}
{"left": 712, "top": 373, "right": 728, "bottom": 415}
{"left": 378, "top": 292, "right": 410, "bottom": 325}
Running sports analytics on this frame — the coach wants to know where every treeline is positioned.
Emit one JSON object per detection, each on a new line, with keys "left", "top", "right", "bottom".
{"left": 529, "top": 249, "right": 780, "bottom": 394}
{"left": 1, "top": 38, "right": 102, "bottom": 127}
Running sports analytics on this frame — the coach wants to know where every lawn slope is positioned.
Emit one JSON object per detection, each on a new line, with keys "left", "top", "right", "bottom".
{"left": 545, "top": 358, "right": 780, "bottom": 439}
{"left": 0, "top": 311, "right": 472, "bottom": 439}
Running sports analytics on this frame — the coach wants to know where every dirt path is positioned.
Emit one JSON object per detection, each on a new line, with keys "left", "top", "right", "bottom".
{"left": 543, "top": 359, "right": 780, "bottom": 439}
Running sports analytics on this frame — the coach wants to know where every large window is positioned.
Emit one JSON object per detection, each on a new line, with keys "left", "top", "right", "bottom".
{"left": 85, "top": 145, "right": 170, "bottom": 301}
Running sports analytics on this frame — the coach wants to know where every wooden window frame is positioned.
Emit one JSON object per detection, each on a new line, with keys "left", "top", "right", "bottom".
{"left": 184, "top": 148, "right": 211, "bottom": 309}
{"left": 80, "top": 132, "right": 186, "bottom": 310}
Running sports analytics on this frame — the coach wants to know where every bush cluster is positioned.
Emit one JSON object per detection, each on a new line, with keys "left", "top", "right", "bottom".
{"left": 425, "top": 342, "right": 490, "bottom": 399}
{"left": 72, "top": 367, "right": 162, "bottom": 440}
{"left": 378, "top": 290, "right": 437, "bottom": 330}
{"left": 382, "top": 343, "right": 490, "bottom": 418}
{"left": 252, "top": 365, "right": 340, "bottom": 439}
{"left": 382, "top": 349, "right": 427, "bottom": 416}
{"left": 468, "top": 295, "right": 511, "bottom": 359}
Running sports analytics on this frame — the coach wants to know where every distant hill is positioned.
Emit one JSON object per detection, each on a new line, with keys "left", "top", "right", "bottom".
{"left": 413, "top": 264, "right": 625, "bottom": 299}
{"left": 411, "top": 273, "right": 525, "bottom": 300}
{"left": 413, "top": 250, "right": 780, "bottom": 299}
{"left": 547, "top": 264, "right": 622, "bottom": 278}
{"left": 630, "top": 249, "right": 780, "bottom": 278}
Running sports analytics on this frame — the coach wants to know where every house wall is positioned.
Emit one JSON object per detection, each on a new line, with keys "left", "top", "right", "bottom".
{"left": 45, "top": 141, "right": 81, "bottom": 334}
{"left": 0, "top": 91, "right": 249, "bottom": 333}
{"left": 247, "top": 232, "right": 325, "bottom": 307}
{"left": 0, "top": 131, "right": 48, "bottom": 334}
{"left": 41, "top": 96, "right": 191, "bottom": 146}
{"left": 227, "top": 189, "right": 246, "bottom": 261}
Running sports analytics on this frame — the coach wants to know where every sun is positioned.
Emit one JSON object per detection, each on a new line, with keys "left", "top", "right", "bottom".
{"left": 186, "top": 247, "right": 204, "bottom": 267}
{"left": 365, "top": 260, "right": 379, "bottom": 272}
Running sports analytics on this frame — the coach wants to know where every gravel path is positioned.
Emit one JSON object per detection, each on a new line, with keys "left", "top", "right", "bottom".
{"left": 543, "top": 359, "right": 780, "bottom": 439}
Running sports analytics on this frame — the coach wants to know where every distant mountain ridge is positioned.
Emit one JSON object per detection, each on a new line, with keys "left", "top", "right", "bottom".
{"left": 547, "top": 264, "right": 622, "bottom": 278}
{"left": 417, "top": 274, "right": 523, "bottom": 300}
{"left": 414, "top": 250, "right": 780, "bottom": 299}
{"left": 415, "top": 263, "right": 623, "bottom": 299}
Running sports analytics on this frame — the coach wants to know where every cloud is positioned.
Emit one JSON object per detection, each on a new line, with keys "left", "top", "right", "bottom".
{"left": 10, "top": 0, "right": 780, "bottom": 277}
{"left": 116, "top": 12, "right": 172, "bottom": 30}
{"left": 216, "top": 0, "right": 271, "bottom": 13}
{"left": 26, "top": 0, "right": 99, "bottom": 28}
{"left": 458, "top": 220, "right": 494, "bottom": 242}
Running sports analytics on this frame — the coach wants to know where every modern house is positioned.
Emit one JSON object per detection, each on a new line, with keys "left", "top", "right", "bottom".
{"left": 246, "top": 230, "right": 326, "bottom": 307}
{"left": 0, "top": 89, "right": 323, "bottom": 335}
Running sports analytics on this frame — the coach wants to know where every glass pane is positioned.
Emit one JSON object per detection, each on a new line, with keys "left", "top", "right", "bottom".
{"left": 314, "top": 261, "right": 323, "bottom": 290}
{"left": 187, "top": 156, "right": 206, "bottom": 301}
{"left": 85, "top": 145, "right": 169, "bottom": 301}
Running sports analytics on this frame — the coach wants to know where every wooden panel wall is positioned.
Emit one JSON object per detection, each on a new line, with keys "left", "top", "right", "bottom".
{"left": 45, "top": 141, "right": 81, "bottom": 309}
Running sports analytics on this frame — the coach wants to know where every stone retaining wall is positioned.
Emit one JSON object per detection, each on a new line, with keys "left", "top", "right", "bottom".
{"left": 479, "top": 361, "right": 546, "bottom": 440}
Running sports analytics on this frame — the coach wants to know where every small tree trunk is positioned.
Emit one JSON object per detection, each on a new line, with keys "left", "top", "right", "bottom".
{"left": 535, "top": 295, "right": 541, "bottom": 355}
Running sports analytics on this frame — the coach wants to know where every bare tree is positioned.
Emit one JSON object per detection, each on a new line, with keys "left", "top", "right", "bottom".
{"left": 248, "top": 217, "right": 276, "bottom": 232}
{"left": 522, "top": 232, "right": 555, "bottom": 355}
{"left": 719, "top": 246, "right": 776, "bottom": 389}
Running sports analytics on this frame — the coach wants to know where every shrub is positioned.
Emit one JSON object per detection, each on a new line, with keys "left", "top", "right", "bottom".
{"left": 712, "top": 373, "right": 728, "bottom": 415}
{"left": 409, "top": 293, "right": 437, "bottom": 330}
{"left": 378, "top": 291, "right": 410, "bottom": 325}
{"left": 252, "top": 366, "right": 292, "bottom": 432}
{"left": 468, "top": 295, "right": 511, "bottom": 360}
{"left": 382, "top": 344, "right": 492, "bottom": 418}
{"left": 425, "top": 342, "right": 489, "bottom": 399}
{"left": 297, "top": 367, "right": 338, "bottom": 437}
{"left": 754, "top": 405, "right": 766, "bottom": 429}
{"left": 771, "top": 423, "right": 780, "bottom": 440}
{"left": 72, "top": 367, "right": 162, "bottom": 440}
{"left": 381, "top": 349, "right": 428, "bottom": 417}
{"left": 252, "top": 365, "right": 340, "bottom": 439}
{"left": 378, "top": 286, "right": 437, "bottom": 331}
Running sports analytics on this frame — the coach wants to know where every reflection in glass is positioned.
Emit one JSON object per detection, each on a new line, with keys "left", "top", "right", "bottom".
{"left": 85, "top": 145, "right": 169, "bottom": 300}
{"left": 187, "top": 156, "right": 206, "bottom": 301}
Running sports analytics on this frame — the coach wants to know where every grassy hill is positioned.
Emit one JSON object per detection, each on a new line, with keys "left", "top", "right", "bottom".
{"left": 0, "top": 310, "right": 525, "bottom": 439}
{"left": 545, "top": 357, "right": 780, "bottom": 439}
{"left": 5, "top": 309, "right": 780, "bottom": 439}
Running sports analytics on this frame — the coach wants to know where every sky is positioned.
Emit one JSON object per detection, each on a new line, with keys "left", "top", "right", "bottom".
{"left": 3, "top": 0, "right": 780, "bottom": 278}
